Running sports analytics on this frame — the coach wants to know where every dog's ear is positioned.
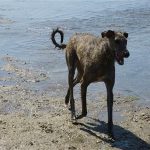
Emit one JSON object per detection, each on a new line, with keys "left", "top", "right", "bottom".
{"left": 123, "top": 32, "right": 128, "bottom": 38}
{"left": 101, "top": 31, "right": 107, "bottom": 38}
{"left": 101, "top": 30, "right": 115, "bottom": 38}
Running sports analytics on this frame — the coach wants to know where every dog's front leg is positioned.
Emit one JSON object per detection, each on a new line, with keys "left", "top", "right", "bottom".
{"left": 76, "top": 79, "right": 89, "bottom": 119}
{"left": 81, "top": 81, "right": 88, "bottom": 117}
{"left": 105, "top": 79, "right": 115, "bottom": 138}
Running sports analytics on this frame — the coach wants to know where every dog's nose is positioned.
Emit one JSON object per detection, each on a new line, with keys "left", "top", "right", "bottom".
{"left": 124, "top": 50, "right": 130, "bottom": 58}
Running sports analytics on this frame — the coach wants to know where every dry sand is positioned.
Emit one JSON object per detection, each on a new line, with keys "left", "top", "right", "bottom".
{"left": 0, "top": 56, "right": 149, "bottom": 150}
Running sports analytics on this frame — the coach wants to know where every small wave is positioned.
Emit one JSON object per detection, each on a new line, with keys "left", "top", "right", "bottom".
{"left": 0, "top": 17, "right": 15, "bottom": 24}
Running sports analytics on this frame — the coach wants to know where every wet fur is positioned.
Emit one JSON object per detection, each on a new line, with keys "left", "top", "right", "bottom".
{"left": 51, "top": 29, "right": 129, "bottom": 138}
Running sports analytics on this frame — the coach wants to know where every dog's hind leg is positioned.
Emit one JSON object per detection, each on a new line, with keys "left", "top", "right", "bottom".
{"left": 66, "top": 51, "right": 77, "bottom": 121}
{"left": 65, "top": 72, "right": 81, "bottom": 106}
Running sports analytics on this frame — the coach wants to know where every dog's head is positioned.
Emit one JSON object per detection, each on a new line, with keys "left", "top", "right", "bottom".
{"left": 101, "top": 30, "right": 130, "bottom": 65}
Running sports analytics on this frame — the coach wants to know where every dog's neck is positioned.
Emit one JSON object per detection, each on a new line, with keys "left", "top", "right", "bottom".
{"left": 101, "top": 38, "right": 116, "bottom": 65}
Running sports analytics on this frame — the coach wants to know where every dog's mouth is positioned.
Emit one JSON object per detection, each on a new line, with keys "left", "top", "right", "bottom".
{"left": 115, "top": 50, "right": 130, "bottom": 65}
{"left": 115, "top": 51, "right": 125, "bottom": 65}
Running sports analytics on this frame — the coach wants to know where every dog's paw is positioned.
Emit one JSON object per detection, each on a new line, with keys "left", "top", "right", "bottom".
{"left": 108, "top": 132, "right": 115, "bottom": 141}
{"left": 64, "top": 104, "right": 71, "bottom": 111}
{"left": 71, "top": 115, "right": 78, "bottom": 124}
{"left": 76, "top": 113, "right": 87, "bottom": 119}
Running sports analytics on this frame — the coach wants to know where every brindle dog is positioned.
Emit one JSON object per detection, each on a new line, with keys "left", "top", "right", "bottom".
{"left": 51, "top": 28, "right": 130, "bottom": 138}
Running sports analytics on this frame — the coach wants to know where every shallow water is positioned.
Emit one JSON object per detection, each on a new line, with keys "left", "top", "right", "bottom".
{"left": 0, "top": 0, "right": 150, "bottom": 102}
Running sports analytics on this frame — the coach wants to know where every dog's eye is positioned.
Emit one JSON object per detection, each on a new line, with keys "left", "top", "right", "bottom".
{"left": 115, "top": 39, "right": 120, "bottom": 44}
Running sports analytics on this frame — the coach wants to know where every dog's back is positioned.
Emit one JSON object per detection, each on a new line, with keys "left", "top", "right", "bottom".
{"left": 66, "top": 33, "right": 114, "bottom": 71}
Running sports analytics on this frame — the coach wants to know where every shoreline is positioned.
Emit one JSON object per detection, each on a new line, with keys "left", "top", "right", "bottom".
{"left": 0, "top": 55, "right": 149, "bottom": 150}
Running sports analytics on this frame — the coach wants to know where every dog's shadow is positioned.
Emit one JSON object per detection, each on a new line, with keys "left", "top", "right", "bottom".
{"left": 77, "top": 118, "right": 150, "bottom": 150}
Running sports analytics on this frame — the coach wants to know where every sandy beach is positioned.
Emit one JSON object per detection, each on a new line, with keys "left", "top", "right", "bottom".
{"left": 0, "top": 1, "right": 150, "bottom": 149}
{"left": 0, "top": 55, "right": 149, "bottom": 150}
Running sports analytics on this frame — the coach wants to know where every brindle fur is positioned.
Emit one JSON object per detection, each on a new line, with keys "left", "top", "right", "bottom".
{"left": 51, "top": 28, "right": 129, "bottom": 138}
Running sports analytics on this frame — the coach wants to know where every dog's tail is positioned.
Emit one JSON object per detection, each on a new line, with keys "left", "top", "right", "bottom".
{"left": 51, "top": 28, "right": 66, "bottom": 49}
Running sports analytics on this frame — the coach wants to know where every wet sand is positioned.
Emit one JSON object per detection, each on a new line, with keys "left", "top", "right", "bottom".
{"left": 0, "top": 0, "right": 150, "bottom": 149}
{"left": 0, "top": 55, "right": 149, "bottom": 150}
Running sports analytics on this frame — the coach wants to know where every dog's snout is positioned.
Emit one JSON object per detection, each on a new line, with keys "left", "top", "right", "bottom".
{"left": 124, "top": 50, "right": 130, "bottom": 58}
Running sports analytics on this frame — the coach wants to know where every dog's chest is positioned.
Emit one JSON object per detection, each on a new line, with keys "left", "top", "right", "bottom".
{"left": 84, "top": 64, "right": 111, "bottom": 82}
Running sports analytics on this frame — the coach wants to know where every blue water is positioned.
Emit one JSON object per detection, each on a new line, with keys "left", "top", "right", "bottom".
{"left": 0, "top": 0, "right": 150, "bottom": 101}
